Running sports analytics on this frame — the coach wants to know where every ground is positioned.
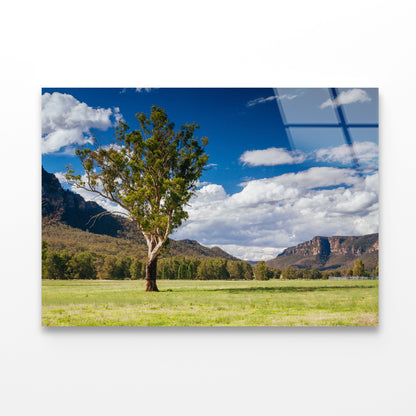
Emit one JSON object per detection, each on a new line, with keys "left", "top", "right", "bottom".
{"left": 42, "top": 279, "right": 378, "bottom": 327}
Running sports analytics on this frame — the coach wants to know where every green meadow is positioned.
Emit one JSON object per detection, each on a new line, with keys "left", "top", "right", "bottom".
{"left": 42, "top": 279, "right": 378, "bottom": 327}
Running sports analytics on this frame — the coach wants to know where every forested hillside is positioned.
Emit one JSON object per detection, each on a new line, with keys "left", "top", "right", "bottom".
{"left": 43, "top": 223, "right": 239, "bottom": 261}
{"left": 42, "top": 167, "right": 239, "bottom": 261}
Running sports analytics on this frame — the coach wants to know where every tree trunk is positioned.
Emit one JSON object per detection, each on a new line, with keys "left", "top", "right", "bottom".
{"left": 145, "top": 256, "right": 159, "bottom": 292}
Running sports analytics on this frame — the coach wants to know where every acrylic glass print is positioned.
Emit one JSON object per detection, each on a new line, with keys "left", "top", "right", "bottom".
{"left": 41, "top": 88, "right": 379, "bottom": 326}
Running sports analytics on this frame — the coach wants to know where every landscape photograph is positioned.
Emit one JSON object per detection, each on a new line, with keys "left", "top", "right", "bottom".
{"left": 41, "top": 87, "right": 379, "bottom": 326}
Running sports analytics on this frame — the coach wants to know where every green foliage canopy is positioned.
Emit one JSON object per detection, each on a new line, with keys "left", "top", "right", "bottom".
{"left": 66, "top": 106, "right": 209, "bottom": 288}
{"left": 254, "top": 261, "right": 269, "bottom": 280}
{"left": 69, "top": 252, "right": 97, "bottom": 279}
{"left": 353, "top": 259, "right": 365, "bottom": 276}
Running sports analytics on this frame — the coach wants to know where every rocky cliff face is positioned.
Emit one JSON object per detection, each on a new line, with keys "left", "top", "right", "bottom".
{"left": 284, "top": 236, "right": 331, "bottom": 258}
{"left": 41, "top": 167, "right": 240, "bottom": 261}
{"left": 42, "top": 167, "right": 127, "bottom": 237}
{"left": 283, "top": 235, "right": 378, "bottom": 257}
{"left": 266, "top": 233, "right": 379, "bottom": 271}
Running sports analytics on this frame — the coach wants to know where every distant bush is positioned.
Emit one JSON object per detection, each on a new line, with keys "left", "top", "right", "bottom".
{"left": 114, "top": 257, "right": 132, "bottom": 280}
{"left": 253, "top": 261, "right": 267, "bottom": 280}
{"left": 272, "top": 268, "right": 282, "bottom": 279}
{"left": 228, "top": 261, "right": 254, "bottom": 280}
{"left": 197, "top": 258, "right": 229, "bottom": 280}
{"left": 281, "top": 266, "right": 298, "bottom": 280}
{"left": 69, "top": 252, "right": 97, "bottom": 279}
{"left": 98, "top": 256, "right": 117, "bottom": 280}
{"left": 303, "top": 269, "right": 322, "bottom": 280}
{"left": 97, "top": 256, "right": 132, "bottom": 279}
{"left": 353, "top": 259, "right": 365, "bottom": 276}
{"left": 130, "top": 259, "right": 145, "bottom": 280}
{"left": 279, "top": 267, "right": 323, "bottom": 280}
{"left": 43, "top": 251, "right": 72, "bottom": 279}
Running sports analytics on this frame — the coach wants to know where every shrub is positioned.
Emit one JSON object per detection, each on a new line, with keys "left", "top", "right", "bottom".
{"left": 130, "top": 259, "right": 144, "bottom": 279}
{"left": 282, "top": 266, "right": 298, "bottom": 280}
{"left": 69, "top": 252, "right": 97, "bottom": 279}
{"left": 44, "top": 251, "right": 72, "bottom": 279}
{"left": 254, "top": 261, "right": 269, "bottom": 280}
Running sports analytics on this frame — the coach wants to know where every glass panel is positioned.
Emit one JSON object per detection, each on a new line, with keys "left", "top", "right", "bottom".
{"left": 348, "top": 127, "right": 379, "bottom": 144}
{"left": 276, "top": 88, "right": 339, "bottom": 124}
{"left": 337, "top": 88, "right": 378, "bottom": 124}
{"left": 288, "top": 127, "right": 346, "bottom": 152}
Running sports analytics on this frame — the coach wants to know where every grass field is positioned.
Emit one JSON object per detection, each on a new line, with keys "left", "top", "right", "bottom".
{"left": 42, "top": 279, "right": 378, "bottom": 327}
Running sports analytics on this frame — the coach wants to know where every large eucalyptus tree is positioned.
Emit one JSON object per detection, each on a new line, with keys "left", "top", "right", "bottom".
{"left": 67, "top": 106, "right": 209, "bottom": 291}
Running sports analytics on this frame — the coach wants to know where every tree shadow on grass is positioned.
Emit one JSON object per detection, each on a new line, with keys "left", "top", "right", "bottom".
{"left": 195, "top": 285, "right": 370, "bottom": 294}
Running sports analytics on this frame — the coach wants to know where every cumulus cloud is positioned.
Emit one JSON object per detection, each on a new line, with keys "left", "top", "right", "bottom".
{"left": 193, "top": 184, "right": 228, "bottom": 203}
{"left": 119, "top": 88, "right": 156, "bottom": 94}
{"left": 240, "top": 147, "right": 307, "bottom": 166}
{"left": 173, "top": 167, "right": 378, "bottom": 260}
{"left": 195, "top": 180, "right": 211, "bottom": 188}
{"left": 42, "top": 92, "right": 120, "bottom": 154}
{"left": 211, "top": 245, "right": 285, "bottom": 262}
{"left": 240, "top": 141, "right": 378, "bottom": 168}
{"left": 315, "top": 141, "right": 378, "bottom": 165}
{"left": 262, "top": 166, "right": 360, "bottom": 189}
{"left": 114, "top": 107, "right": 123, "bottom": 123}
{"left": 56, "top": 163, "right": 378, "bottom": 261}
{"left": 246, "top": 93, "right": 298, "bottom": 107}
{"left": 101, "top": 143, "right": 124, "bottom": 152}
{"left": 320, "top": 88, "right": 371, "bottom": 109}
{"left": 54, "top": 171, "right": 68, "bottom": 184}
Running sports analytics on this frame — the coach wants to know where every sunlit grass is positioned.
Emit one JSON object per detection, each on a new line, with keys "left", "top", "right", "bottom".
{"left": 42, "top": 279, "right": 378, "bottom": 327}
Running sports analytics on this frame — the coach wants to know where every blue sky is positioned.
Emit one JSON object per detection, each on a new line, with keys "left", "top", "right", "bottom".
{"left": 42, "top": 88, "right": 379, "bottom": 260}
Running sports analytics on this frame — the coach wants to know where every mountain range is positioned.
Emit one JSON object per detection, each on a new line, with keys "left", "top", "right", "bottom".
{"left": 42, "top": 167, "right": 378, "bottom": 269}
{"left": 41, "top": 167, "right": 238, "bottom": 261}
{"left": 266, "top": 234, "right": 378, "bottom": 271}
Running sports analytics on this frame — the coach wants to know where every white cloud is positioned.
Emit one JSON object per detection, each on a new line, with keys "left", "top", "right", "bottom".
{"left": 246, "top": 93, "right": 298, "bottom": 107}
{"left": 240, "top": 147, "right": 307, "bottom": 166}
{"left": 320, "top": 88, "right": 371, "bottom": 109}
{"left": 210, "top": 244, "right": 285, "bottom": 262}
{"left": 193, "top": 184, "right": 228, "bottom": 203}
{"left": 240, "top": 141, "right": 378, "bottom": 168}
{"left": 195, "top": 180, "right": 211, "bottom": 188}
{"left": 135, "top": 88, "right": 153, "bottom": 93}
{"left": 54, "top": 171, "right": 68, "bottom": 184}
{"left": 120, "top": 88, "right": 156, "bottom": 94}
{"left": 42, "top": 92, "right": 120, "bottom": 154}
{"left": 273, "top": 166, "right": 361, "bottom": 189}
{"left": 316, "top": 141, "right": 378, "bottom": 165}
{"left": 246, "top": 95, "right": 276, "bottom": 107}
{"left": 113, "top": 107, "right": 123, "bottom": 123}
{"left": 173, "top": 167, "right": 378, "bottom": 260}
{"left": 101, "top": 143, "right": 124, "bottom": 152}
{"left": 56, "top": 164, "right": 378, "bottom": 262}
{"left": 49, "top": 146, "right": 78, "bottom": 157}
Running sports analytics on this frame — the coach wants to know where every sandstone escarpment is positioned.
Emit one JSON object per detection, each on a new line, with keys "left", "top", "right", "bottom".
{"left": 266, "top": 233, "right": 379, "bottom": 271}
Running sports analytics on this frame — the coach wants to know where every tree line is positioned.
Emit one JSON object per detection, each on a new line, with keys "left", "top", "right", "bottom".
{"left": 42, "top": 242, "right": 377, "bottom": 281}
{"left": 42, "top": 242, "right": 254, "bottom": 280}
{"left": 253, "top": 260, "right": 378, "bottom": 280}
